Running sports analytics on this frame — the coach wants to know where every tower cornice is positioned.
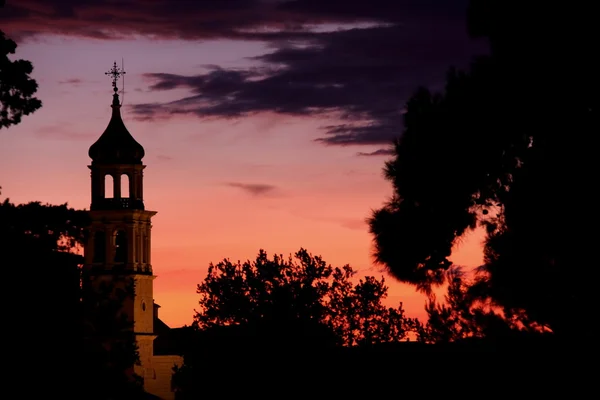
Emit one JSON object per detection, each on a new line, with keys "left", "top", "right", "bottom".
{"left": 88, "top": 209, "right": 157, "bottom": 221}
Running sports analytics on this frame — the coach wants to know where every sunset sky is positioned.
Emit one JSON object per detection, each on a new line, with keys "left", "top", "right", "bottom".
{"left": 1, "top": 0, "right": 488, "bottom": 327}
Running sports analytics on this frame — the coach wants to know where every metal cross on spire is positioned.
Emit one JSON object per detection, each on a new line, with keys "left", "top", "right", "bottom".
{"left": 105, "top": 61, "right": 126, "bottom": 93}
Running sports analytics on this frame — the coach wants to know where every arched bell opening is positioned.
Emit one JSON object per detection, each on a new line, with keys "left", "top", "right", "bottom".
{"left": 121, "top": 173, "right": 130, "bottom": 198}
{"left": 104, "top": 174, "right": 114, "bottom": 198}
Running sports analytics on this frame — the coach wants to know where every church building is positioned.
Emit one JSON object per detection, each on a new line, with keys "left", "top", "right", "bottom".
{"left": 82, "top": 62, "right": 183, "bottom": 400}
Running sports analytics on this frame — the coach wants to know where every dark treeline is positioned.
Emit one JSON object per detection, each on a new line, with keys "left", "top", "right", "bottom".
{"left": 0, "top": 200, "right": 147, "bottom": 399}
{"left": 170, "top": 249, "right": 592, "bottom": 398}
{"left": 2, "top": 198, "right": 591, "bottom": 398}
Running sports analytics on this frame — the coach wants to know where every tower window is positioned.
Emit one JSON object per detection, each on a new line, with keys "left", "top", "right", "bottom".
{"left": 93, "top": 231, "right": 106, "bottom": 263}
{"left": 114, "top": 230, "right": 128, "bottom": 263}
{"left": 105, "top": 174, "right": 114, "bottom": 198}
{"left": 121, "top": 173, "right": 130, "bottom": 198}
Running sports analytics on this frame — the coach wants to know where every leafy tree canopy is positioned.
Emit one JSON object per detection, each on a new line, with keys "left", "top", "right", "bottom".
{"left": 368, "top": 0, "right": 597, "bottom": 338}
{"left": 0, "top": 199, "right": 145, "bottom": 399}
{"left": 194, "top": 248, "right": 416, "bottom": 347}
{"left": 173, "top": 249, "right": 419, "bottom": 398}
{"left": 0, "top": 29, "right": 42, "bottom": 129}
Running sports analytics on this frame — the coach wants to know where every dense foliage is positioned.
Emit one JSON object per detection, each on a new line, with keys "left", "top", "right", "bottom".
{"left": 0, "top": 30, "right": 42, "bottom": 129}
{"left": 194, "top": 248, "right": 416, "bottom": 346}
{"left": 368, "top": 0, "right": 597, "bottom": 338}
{"left": 0, "top": 199, "right": 145, "bottom": 399}
{"left": 172, "top": 249, "right": 419, "bottom": 398}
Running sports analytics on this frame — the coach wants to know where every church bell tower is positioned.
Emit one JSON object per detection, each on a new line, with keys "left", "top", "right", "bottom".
{"left": 83, "top": 62, "right": 156, "bottom": 369}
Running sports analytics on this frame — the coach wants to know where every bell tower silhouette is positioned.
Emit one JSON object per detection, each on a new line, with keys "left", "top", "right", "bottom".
{"left": 83, "top": 62, "right": 156, "bottom": 371}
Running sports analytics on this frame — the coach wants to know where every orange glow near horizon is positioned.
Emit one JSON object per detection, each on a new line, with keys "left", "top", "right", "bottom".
{"left": 0, "top": 36, "right": 485, "bottom": 328}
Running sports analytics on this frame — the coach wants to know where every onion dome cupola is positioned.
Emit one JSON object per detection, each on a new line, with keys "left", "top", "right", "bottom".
{"left": 88, "top": 62, "right": 146, "bottom": 211}
{"left": 89, "top": 63, "right": 144, "bottom": 165}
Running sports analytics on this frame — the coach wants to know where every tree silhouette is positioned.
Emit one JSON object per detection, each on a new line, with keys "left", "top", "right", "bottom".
{"left": 81, "top": 273, "right": 146, "bottom": 400}
{"left": 368, "top": 1, "right": 597, "bottom": 339}
{"left": 0, "top": 199, "right": 146, "bottom": 399}
{"left": 194, "top": 248, "right": 415, "bottom": 346}
{"left": 0, "top": 30, "right": 42, "bottom": 129}
{"left": 172, "top": 249, "right": 418, "bottom": 398}
{"left": 416, "top": 267, "right": 523, "bottom": 343}
{"left": 369, "top": 58, "right": 510, "bottom": 290}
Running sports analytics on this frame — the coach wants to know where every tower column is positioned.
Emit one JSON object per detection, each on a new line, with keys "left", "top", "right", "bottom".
{"left": 98, "top": 172, "right": 105, "bottom": 198}
{"left": 129, "top": 173, "right": 135, "bottom": 199}
{"left": 127, "top": 223, "right": 135, "bottom": 269}
{"left": 106, "top": 224, "right": 115, "bottom": 264}
{"left": 114, "top": 174, "right": 121, "bottom": 199}
{"left": 136, "top": 170, "right": 144, "bottom": 199}
{"left": 135, "top": 229, "right": 141, "bottom": 267}
{"left": 146, "top": 225, "right": 152, "bottom": 267}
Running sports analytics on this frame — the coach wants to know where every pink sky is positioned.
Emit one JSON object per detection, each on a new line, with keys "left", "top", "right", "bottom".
{"left": 1, "top": 35, "right": 484, "bottom": 328}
